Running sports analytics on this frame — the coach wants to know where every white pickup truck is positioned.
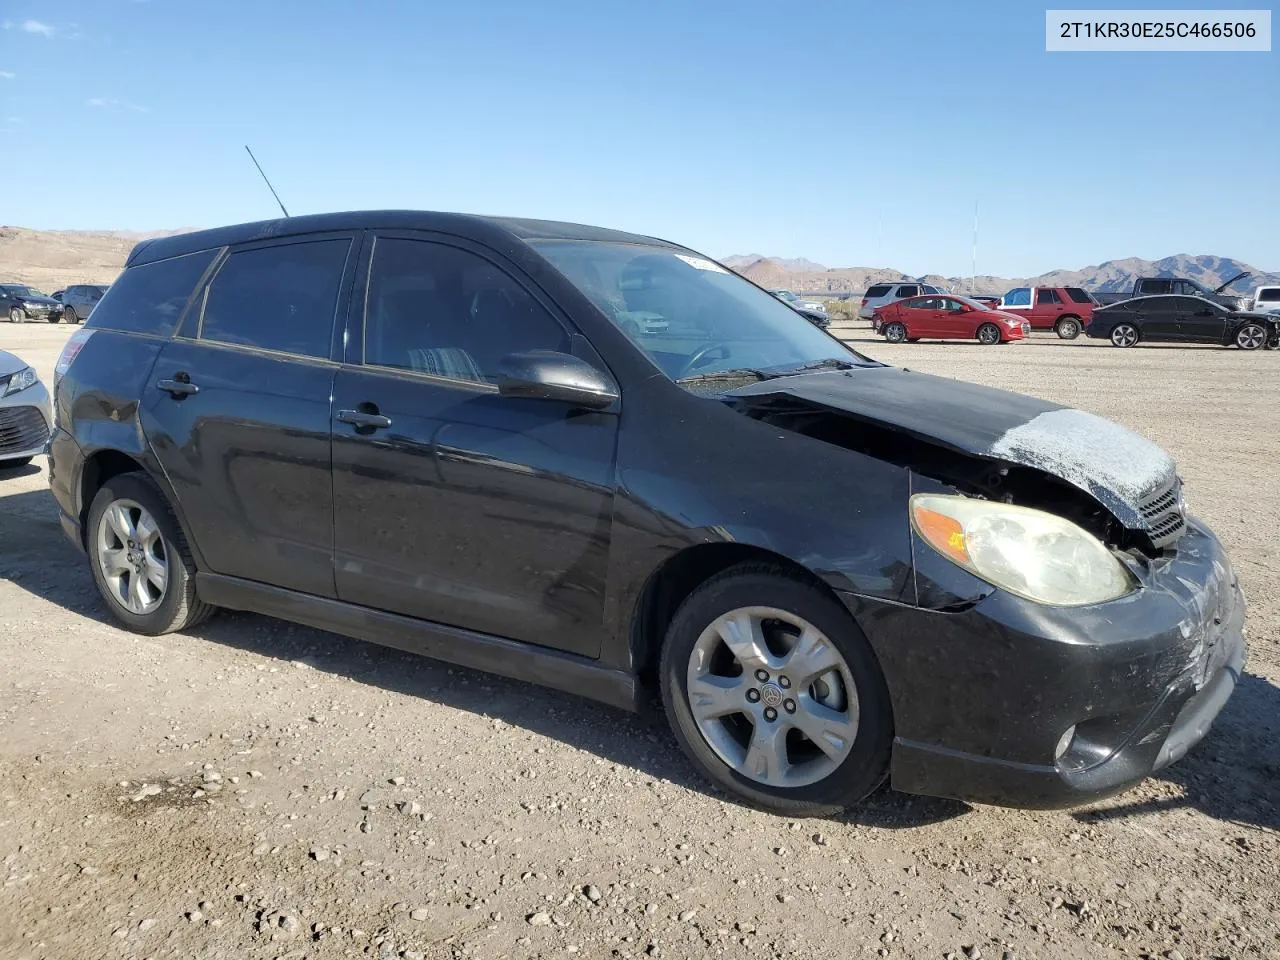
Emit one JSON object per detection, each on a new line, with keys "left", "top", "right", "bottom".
{"left": 1249, "top": 285, "right": 1280, "bottom": 315}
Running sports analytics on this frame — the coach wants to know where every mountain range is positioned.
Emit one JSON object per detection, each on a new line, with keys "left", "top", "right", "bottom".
{"left": 723, "top": 253, "right": 1280, "bottom": 297}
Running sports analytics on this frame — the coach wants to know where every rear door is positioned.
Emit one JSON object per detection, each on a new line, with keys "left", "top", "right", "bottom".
{"left": 1029, "top": 288, "right": 1064, "bottom": 329}
{"left": 329, "top": 232, "right": 620, "bottom": 657}
{"left": 142, "top": 233, "right": 358, "bottom": 597}
{"left": 901, "top": 296, "right": 940, "bottom": 336}
{"left": 1131, "top": 296, "right": 1181, "bottom": 340}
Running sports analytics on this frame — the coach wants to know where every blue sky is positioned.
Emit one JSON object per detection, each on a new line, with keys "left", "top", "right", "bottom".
{"left": 1, "top": 1, "right": 1276, "bottom": 276}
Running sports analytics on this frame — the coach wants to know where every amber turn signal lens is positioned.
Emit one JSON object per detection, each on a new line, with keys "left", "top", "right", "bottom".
{"left": 912, "top": 505, "right": 969, "bottom": 565}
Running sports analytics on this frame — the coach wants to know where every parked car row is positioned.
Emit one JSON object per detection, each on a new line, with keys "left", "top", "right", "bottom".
{"left": 1, "top": 282, "right": 108, "bottom": 323}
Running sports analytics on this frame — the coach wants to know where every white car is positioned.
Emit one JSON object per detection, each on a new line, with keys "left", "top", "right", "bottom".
{"left": 0, "top": 349, "right": 53, "bottom": 468}
{"left": 1249, "top": 285, "right": 1280, "bottom": 315}
{"left": 771, "top": 289, "right": 827, "bottom": 315}
{"left": 858, "top": 281, "right": 946, "bottom": 320}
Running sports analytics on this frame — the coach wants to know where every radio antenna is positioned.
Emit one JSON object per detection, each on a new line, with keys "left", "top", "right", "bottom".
{"left": 244, "top": 144, "right": 290, "bottom": 218}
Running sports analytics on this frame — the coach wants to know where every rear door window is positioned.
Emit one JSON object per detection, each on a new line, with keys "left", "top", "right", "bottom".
{"left": 1036, "top": 288, "right": 1061, "bottom": 305}
{"left": 895, "top": 285, "right": 919, "bottom": 298}
{"left": 87, "top": 250, "right": 217, "bottom": 337}
{"left": 200, "top": 238, "right": 352, "bottom": 359}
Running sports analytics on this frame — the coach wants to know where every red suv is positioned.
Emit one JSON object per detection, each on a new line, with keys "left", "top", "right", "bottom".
{"left": 996, "top": 286, "right": 1096, "bottom": 339}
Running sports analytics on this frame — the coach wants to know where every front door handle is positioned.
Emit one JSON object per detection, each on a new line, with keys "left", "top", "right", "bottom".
{"left": 337, "top": 408, "right": 392, "bottom": 430}
{"left": 157, "top": 377, "right": 199, "bottom": 398}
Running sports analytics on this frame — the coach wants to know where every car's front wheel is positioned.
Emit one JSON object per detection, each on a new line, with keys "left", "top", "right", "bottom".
{"left": 660, "top": 563, "right": 893, "bottom": 816}
{"left": 882, "top": 322, "right": 907, "bottom": 343}
{"left": 63, "top": 306, "right": 79, "bottom": 324}
{"left": 8, "top": 307, "right": 23, "bottom": 324}
{"left": 977, "top": 322, "right": 1001, "bottom": 345}
{"left": 87, "top": 472, "right": 216, "bottom": 635}
{"left": 1110, "top": 323, "right": 1139, "bottom": 347}
{"left": 1235, "top": 322, "right": 1267, "bottom": 350}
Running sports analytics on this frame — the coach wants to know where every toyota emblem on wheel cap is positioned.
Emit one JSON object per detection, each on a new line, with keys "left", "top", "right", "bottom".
{"left": 760, "top": 683, "right": 785, "bottom": 708}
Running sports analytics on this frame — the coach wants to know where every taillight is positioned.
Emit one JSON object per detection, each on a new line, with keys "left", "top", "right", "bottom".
{"left": 54, "top": 328, "right": 95, "bottom": 385}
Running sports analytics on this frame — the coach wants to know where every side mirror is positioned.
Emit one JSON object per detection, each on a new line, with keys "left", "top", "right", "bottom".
{"left": 497, "top": 351, "right": 618, "bottom": 410}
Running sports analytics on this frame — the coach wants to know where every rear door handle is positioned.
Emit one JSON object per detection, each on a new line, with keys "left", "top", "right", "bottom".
{"left": 157, "top": 378, "right": 199, "bottom": 398}
{"left": 337, "top": 409, "right": 392, "bottom": 430}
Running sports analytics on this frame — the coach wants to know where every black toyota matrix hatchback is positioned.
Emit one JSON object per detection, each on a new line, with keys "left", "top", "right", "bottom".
{"left": 49, "top": 212, "right": 1245, "bottom": 815}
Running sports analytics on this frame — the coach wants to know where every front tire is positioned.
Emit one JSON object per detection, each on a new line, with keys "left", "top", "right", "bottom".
{"left": 883, "top": 322, "right": 907, "bottom": 343}
{"left": 1110, "top": 323, "right": 1139, "bottom": 347}
{"left": 1055, "top": 316, "right": 1081, "bottom": 339}
{"left": 86, "top": 472, "right": 216, "bottom": 635}
{"left": 8, "top": 307, "right": 23, "bottom": 324}
{"left": 977, "top": 323, "right": 1001, "bottom": 345}
{"left": 1235, "top": 322, "right": 1267, "bottom": 350}
{"left": 63, "top": 306, "right": 79, "bottom": 324}
{"left": 659, "top": 563, "right": 893, "bottom": 816}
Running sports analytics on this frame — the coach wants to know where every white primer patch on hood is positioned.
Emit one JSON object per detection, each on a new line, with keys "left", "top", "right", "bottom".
{"left": 989, "top": 408, "right": 1175, "bottom": 513}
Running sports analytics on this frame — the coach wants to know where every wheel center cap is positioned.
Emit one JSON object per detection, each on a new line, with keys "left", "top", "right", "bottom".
{"left": 760, "top": 683, "right": 784, "bottom": 708}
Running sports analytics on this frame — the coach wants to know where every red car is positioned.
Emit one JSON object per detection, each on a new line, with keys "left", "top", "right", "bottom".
{"left": 995, "top": 286, "right": 1097, "bottom": 339}
{"left": 872, "top": 294, "right": 1029, "bottom": 344}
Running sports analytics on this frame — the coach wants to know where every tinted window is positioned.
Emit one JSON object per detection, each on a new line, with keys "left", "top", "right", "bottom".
{"left": 1140, "top": 279, "right": 1171, "bottom": 294}
{"left": 895, "top": 285, "right": 919, "bottom": 298}
{"left": 87, "top": 249, "right": 217, "bottom": 336}
{"left": 1036, "top": 288, "right": 1061, "bottom": 305}
{"left": 201, "top": 239, "right": 351, "bottom": 358}
{"left": 1065, "top": 287, "right": 1094, "bottom": 303}
{"left": 1140, "top": 297, "right": 1178, "bottom": 312}
{"left": 911, "top": 297, "right": 940, "bottom": 310}
{"left": 865, "top": 284, "right": 892, "bottom": 298}
{"left": 1003, "top": 287, "right": 1031, "bottom": 306}
{"left": 364, "top": 238, "right": 569, "bottom": 383}
{"left": 1258, "top": 288, "right": 1280, "bottom": 302}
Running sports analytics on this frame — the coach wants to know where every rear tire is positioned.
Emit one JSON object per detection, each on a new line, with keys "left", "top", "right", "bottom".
{"left": 883, "top": 322, "right": 907, "bottom": 344}
{"left": 659, "top": 562, "right": 893, "bottom": 816}
{"left": 977, "top": 323, "right": 1001, "bottom": 345}
{"left": 1055, "top": 316, "right": 1081, "bottom": 339}
{"left": 1110, "top": 323, "right": 1139, "bottom": 347}
{"left": 86, "top": 472, "right": 216, "bottom": 635}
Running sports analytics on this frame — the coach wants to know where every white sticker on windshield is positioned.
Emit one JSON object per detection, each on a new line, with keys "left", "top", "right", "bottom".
{"left": 675, "top": 254, "right": 729, "bottom": 273}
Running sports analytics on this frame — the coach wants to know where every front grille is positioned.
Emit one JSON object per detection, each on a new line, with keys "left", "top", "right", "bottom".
{"left": 0, "top": 405, "right": 49, "bottom": 456}
{"left": 1139, "top": 480, "right": 1186, "bottom": 548}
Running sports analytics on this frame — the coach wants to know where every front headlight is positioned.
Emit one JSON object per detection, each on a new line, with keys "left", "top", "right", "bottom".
{"left": 910, "top": 494, "right": 1134, "bottom": 606}
{"left": 2, "top": 367, "right": 38, "bottom": 397}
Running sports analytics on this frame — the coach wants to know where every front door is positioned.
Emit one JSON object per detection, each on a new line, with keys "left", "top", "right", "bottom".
{"left": 330, "top": 234, "right": 620, "bottom": 658}
{"left": 142, "top": 234, "right": 357, "bottom": 597}
{"left": 1176, "top": 300, "right": 1231, "bottom": 343}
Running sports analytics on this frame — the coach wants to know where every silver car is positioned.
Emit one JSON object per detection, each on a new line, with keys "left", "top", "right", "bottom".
{"left": 858, "top": 281, "right": 946, "bottom": 320}
{"left": 0, "top": 350, "right": 53, "bottom": 468}
{"left": 60, "top": 284, "right": 110, "bottom": 325}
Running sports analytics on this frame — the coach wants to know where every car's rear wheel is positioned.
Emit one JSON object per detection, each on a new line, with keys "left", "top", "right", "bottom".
{"left": 1110, "top": 323, "right": 1139, "bottom": 347}
{"left": 1235, "top": 322, "right": 1267, "bottom": 350}
{"left": 1055, "top": 316, "right": 1081, "bottom": 339}
{"left": 883, "top": 322, "right": 907, "bottom": 343}
{"left": 87, "top": 472, "right": 216, "bottom": 635}
{"left": 977, "top": 323, "right": 1001, "bottom": 345}
{"left": 63, "top": 306, "right": 79, "bottom": 324}
{"left": 660, "top": 563, "right": 893, "bottom": 816}
{"left": 8, "top": 308, "right": 23, "bottom": 324}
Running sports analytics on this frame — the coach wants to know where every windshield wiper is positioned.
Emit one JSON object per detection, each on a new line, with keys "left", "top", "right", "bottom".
{"left": 774, "top": 357, "right": 860, "bottom": 376}
{"left": 676, "top": 367, "right": 772, "bottom": 384}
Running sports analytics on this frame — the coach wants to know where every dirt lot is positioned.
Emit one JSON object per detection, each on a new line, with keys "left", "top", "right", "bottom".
{"left": 1, "top": 321, "right": 1277, "bottom": 960}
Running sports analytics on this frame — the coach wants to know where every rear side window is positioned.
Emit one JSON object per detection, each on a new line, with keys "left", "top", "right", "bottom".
{"left": 865, "top": 284, "right": 892, "bottom": 298}
{"left": 87, "top": 249, "right": 216, "bottom": 337}
{"left": 200, "top": 239, "right": 351, "bottom": 359}
{"left": 1065, "top": 287, "right": 1094, "bottom": 304}
{"left": 895, "top": 285, "right": 919, "bottom": 298}
{"left": 1036, "top": 288, "right": 1061, "bottom": 305}
{"left": 1003, "top": 287, "right": 1031, "bottom": 306}
{"left": 1258, "top": 288, "right": 1280, "bottom": 302}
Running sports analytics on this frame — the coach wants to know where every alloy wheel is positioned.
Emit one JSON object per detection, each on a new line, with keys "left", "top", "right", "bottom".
{"left": 96, "top": 498, "right": 169, "bottom": 615}
{"left": 686, "top": 606, "right": 859, "bottom": 788}
{"left": 884, "top": 322, "right": 906, "bottom": 343}
{"left": 1111, "top": 324, "right": 1138, "bottom": 347}
{"left": 978, "top": 323, "right": 1000, "bottom": 344}
{"left": 1236, "top": 323, "right": 1266, "bottom": 350}
{"left": 8, "top": 308, "right": 22, "bottom": 324}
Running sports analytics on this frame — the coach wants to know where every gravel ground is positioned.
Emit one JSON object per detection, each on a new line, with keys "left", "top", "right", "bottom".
{"left": 1, "top": 322, "right": 1277, "bottom": 960}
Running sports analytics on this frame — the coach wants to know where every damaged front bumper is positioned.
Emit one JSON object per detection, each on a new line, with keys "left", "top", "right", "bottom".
{"left": 843, "top": 518, "right": 1246, "bottom": 809}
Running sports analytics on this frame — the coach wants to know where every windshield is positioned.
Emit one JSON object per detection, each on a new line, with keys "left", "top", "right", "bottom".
{"left": 532, "top": 240, "right": 875, "bottom": 383}
{"left": 3, "top": 285, "right": 40, "bottom": 297}
{"left": 773, "top": 290, "right": 799, "bottom": 303}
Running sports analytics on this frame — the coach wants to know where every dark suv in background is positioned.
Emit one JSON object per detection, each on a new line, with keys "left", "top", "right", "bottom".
{"left": 48, "top": 211, "right": 1244, "bottom": 816}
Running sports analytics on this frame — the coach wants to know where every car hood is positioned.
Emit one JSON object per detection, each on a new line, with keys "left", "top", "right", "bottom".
{"left": 726, "top": 366, "right": 1176, "bottom": 527}
{"left": 19, "top": 295, "right": 59, "bottom": 306}
{"left": 0, "top": 350, "right": 29, "bottom": 378}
